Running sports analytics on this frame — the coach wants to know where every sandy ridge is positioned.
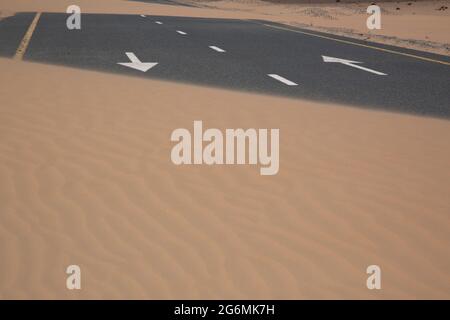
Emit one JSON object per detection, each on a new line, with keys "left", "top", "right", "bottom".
{"left": 1, "top": 57, "right": 450, "bottom": 299}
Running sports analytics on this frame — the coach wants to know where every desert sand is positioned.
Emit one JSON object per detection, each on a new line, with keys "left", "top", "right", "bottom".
{"left": 1, "top": 0, "right": 449, "bottom": 55}
{"left": 1, "top": 0, "right": 450, "bottom": 299}
{"left": 1, "top": 57, "right": 450, "bottom": 299}
{"left": 187, "top": 0, "right": 450, "bottom": 55}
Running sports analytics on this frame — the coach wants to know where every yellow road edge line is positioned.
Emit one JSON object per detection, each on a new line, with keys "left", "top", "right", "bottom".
{"left": 14, "top": 12, "right": 41, "bottom": 60}
{"left": 262, "top": 23, "right": 450, "bottom": 67}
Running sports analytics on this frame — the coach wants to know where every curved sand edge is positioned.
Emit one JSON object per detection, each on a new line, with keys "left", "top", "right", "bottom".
{"left": 1, "top": 58, "right": 449, "bottom": 299}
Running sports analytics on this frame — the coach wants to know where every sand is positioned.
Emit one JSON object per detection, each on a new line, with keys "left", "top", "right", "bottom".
{"left": 187, "top": 0, "right": 450, "bottom": 55}
{"left": 0, "top": 0, "right": 260, "bottom": 19}
{"left": 1, "top": 0, "right": 450, "bottom": 299}
{"left": 1, "top": 57, "right": 450, "bottom": 299}
{"left": 1, "top": 0, "right": 449, "bottom": 54}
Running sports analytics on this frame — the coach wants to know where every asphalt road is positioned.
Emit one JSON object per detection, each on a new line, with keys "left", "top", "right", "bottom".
{"left": 1, "top": 12, "right": 449, "bottom": 117}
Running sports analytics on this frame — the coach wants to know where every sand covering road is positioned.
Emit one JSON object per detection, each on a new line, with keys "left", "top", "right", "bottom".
{"left": 0, "top": 0, "right": 449, "bottom": 299}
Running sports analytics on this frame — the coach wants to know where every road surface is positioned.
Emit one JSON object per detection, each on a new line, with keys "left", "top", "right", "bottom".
{"left": 1, "top": 12, "right": 449, "bottom": 117}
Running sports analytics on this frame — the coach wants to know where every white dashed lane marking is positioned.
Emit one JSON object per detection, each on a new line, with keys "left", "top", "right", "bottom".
{"left": 209, "top": 46, "right": 226, "bottom": 53}
{"left": 267, "top": 74, "right": 298, "bottom": 86}
{"left": 155, "top": 21, "right": 163, "bottom": 25}
{"left": 176, "top": 30, "right": 187, "bottom": 35}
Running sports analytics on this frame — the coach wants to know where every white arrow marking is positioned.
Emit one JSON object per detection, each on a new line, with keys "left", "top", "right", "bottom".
{"left": 322, "top": 55, "right": 387, "bottom": 75}
{"left": 176, "top": 30, "right": 187, "bottom": 35}
{"left": 209, "top": 46, "right": 226, "bottom": 53}
{"left": 117, "top": 52, "right": 158, "bottom": 72}
{"left": 268, "top": 74, "right": 298, "bottom": 86}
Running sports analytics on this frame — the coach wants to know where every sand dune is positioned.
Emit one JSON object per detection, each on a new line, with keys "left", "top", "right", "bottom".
{"left": 0, "top": 0, "right": 261, "bottom": 19}
{"left": 1, "top": 57, "right": 449, "bottom": 299}
{"left": 187, "top": 0, "right": 450, "bottom": 55}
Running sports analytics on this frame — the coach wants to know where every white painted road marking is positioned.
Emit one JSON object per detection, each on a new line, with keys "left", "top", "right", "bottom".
{"left": 140, "top": 15, "right": 146, "bottom": 17}
{"left": 262, "top": 23, "right": 450, "bottom": 67}
{"left": 322, "top": 55, "right": 387, "bottom": 76}
{"left": 155, "top": 21, "right": 163, "bottom": 25}
{"left": 176, "top": 30, "right": 187, "bottom": 35}
{"left": 117, "top": 52, "right": 158, "bottom": 72}
{"left": 267, "top": 74, "right": 298, "bottom": 86}
{"left": 209, "top": 46, "right": 226, "bottom": 53}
